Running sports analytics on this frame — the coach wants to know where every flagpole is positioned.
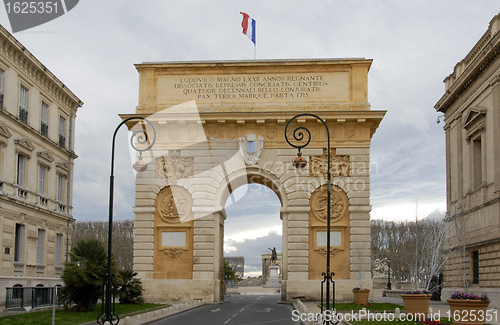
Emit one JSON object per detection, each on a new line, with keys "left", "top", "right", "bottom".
{"left": 254, "top": 44, "right": 256, "bottom": 60}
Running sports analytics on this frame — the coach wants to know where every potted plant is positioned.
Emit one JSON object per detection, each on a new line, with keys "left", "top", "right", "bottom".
{"left": 352, "top": 287, "right": 370, "bottom": 305}
{"left": 447, "top": 292, "right": 490, "bottom": 325}
{"left": 401, "top": 290, "right": 431, "bottom": 319}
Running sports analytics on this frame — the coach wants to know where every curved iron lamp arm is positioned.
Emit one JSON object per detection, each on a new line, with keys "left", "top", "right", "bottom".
{"left": 285, "top": 113, "right": 338, "bottom": 324}
{"left": 98, "top": 117, "right": 156, "bottom": 325}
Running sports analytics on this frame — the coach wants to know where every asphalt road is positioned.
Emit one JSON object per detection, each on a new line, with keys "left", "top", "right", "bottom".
{"left": 149, "top": 294, "right": 301, "bottom": 325}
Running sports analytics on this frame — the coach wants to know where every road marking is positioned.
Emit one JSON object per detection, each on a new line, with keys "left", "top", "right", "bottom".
{"left": 224, "top": 318, "right": 231, "bottom": 324}
{"left": 240, "top": 308, "right": 245, "bottom": 312}
{"left": 233, "top": 313, "right": 239, "bottom": 317}
{"left": 255, "top": 307, "right": 273, "bottom": 312}
{"left": 256, "top": 295, "right": 263, "bottom": 300}
{"left": 211, "top": 307, "right": 221, "bottom": 312}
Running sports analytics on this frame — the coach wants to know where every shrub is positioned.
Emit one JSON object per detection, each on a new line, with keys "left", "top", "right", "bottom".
{"left": 60, "top": 239, "right": 110, "bottom": 311}
{"left": 116, "top": 269, "right": 144, "bottom": 304}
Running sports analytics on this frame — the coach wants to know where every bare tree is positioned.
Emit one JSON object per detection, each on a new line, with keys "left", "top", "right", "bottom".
{"left": 224, "top": 256, "right": 244, "bottom": 279}
{"left": 72, "top": 220, "right": 134, "bottom": 270}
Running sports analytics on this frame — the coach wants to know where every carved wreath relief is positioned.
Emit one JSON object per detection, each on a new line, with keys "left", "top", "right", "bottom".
{"left": 310, "top": 186, "right": 347, "bottom": 222}
{"left": 156, "top": 186, "right": 193, "bottom": 224}
{"left": 164, "top": 248, "right": 183, "bottom": 258}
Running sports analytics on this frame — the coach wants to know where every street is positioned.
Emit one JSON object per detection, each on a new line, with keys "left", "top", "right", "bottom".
{"left": 149, "top": 294, "right": 301, "bottom": 325}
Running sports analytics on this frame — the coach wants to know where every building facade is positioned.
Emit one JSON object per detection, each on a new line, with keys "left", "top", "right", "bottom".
{"left": 435, "top": 13, "right": 500, "bottom": 307}
{"left": 0, "top": 25, "right": 83, "bottom": 307}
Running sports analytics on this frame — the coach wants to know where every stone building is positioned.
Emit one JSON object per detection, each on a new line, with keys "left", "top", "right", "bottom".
{"left": 435, "top": 13, "right": 500, "bottom": 307}
{"left": 0, "top": 24, "right": 83, "bottom": 306}
{"left": 127, "top": 58, "right": 385, "bottom": 302}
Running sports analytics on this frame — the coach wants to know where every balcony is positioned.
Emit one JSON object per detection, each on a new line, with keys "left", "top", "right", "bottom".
{"left": 41, "top": 122, "right": 48, "bottom": 137}
{"left": 36, "top": 265, "right": 45, "bottom": 277}
{"left": 17, "top": 188, "right": 27, "bottom": 199}
{"left": 13, "top": 262, "right": 24, "bottom": 276}
{"left": 55, "top": 266, "right": 63, "bottom": 278}
{"left": 39, "top": 196, "right": 48, "bottom": 206}
{"left": 58, "top": 134, "right": 65, "bottom": 148}
{"left": 19, "top": 107, "right": 28, "bottom": 124}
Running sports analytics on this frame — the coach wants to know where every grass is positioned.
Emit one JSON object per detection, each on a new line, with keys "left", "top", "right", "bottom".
{"left": 320, "top": 302, "right": 405, "bottom": 311}
{"left": 0, "top": 303, "right": 167, "bottom": 325}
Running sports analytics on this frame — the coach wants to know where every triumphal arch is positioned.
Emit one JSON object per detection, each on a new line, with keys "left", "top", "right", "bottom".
{"left": 124, "top": 59, "right": 385, "bottom": 302}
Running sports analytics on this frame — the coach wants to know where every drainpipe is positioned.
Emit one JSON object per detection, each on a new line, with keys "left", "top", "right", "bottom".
{"left": 65, "top": 103, "right": 75, "bottom": 263}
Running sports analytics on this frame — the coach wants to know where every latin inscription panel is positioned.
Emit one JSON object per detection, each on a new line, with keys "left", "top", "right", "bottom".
{"left": 316, "top": 231, "right": 342, "bottom": 247}
{"left": 157, "top": 72, "right": 350, "bottom": 104}
{"left": 161, "top": 231, "right": 186, "bottom": 247}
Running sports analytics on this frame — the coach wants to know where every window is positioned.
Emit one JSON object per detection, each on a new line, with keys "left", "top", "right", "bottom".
{"left": 39, "top": 165, "right": 46, "bottom": 196}
{"left": 57, "top": 173, "right": 65, "bottom": 202}
{"left": 17, "top": 155, "right": 26, "bottom": 187}
{"left": 55, "top": 234, "right": 62, "bottom": 266}
{"left": 472, "top": 251, "right": 479, "bottom": 284}
{"left": 58, "top": 116, "right": 65, "bottom": 148}
{"left": 19, "top": 86, "right": 28, "bottom": 123}
{"left": 37, "top": 229, "right": 45, "bottom": 265}
{"left": 473, "top": 138, "right": 482, "bottom": 188}
{"left": 14, "top": 224, "right": 24, "bottom": 262}
{"left": 41, "top": 102, "right": 48, "bottom": 137}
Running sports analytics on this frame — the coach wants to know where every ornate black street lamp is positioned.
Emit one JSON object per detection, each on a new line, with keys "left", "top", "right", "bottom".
{"left": 97, "top": 117, "right": 156, "bottom": 325}
{"left": 285, "top": 113, "right": 337, "bottom": 324}
{"left": 387, "top": 257, "right": 392, "bottom": 290}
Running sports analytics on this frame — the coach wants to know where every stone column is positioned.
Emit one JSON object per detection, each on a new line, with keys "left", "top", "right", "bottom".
{"left": 133, "top": 206, "right": 155, "bottom": 281}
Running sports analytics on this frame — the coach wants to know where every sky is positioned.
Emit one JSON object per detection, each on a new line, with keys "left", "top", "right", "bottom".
{"left": 2, "top": 1, "right": 500, "bottom": 277}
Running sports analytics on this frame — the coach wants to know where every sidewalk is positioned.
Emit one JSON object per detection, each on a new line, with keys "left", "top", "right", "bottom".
{"left": 296, "top": 297, "right": 500, "bottom": 325}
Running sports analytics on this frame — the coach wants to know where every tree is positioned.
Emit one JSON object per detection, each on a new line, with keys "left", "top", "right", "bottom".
{"left": 371, "top": 217, "right": 449, "bottom": 293}
{"left": 116, "top": 269, "right": 144, "bottom": 304}
{"left": 72, "top": 220, "right": 134, "bottom": 270}
{"left": 224, "top": 260, "right": 240, "bottom": 281}
{"left": 224, "top": 257, "right": 244, "bottom": 279}
{"left": 60, "top": 239, "right": 110, "bottom": 311}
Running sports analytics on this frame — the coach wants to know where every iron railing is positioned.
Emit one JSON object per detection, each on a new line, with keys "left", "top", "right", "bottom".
{"left": 5, "top": 286, "right": 61, "bottom": 309}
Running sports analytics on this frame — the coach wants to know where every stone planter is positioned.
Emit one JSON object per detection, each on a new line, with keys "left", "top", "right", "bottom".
{"left": 401, "top": 294, "right": 431, "bottom": 319}
{"left": 353, "top": 289, "right": 370, "bottom": 305}
{"left": 447, "top": 299, "right": 491, "bottom": 325}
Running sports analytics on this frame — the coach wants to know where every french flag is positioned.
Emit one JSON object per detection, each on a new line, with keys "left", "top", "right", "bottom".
{"left": 240, "top": 12, "right": 256, "bottom": 44}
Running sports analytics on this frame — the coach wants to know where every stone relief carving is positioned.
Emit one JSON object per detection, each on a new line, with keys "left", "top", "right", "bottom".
{"left": 155, "top": 151, "right": 194, "bottom": 182}
{"left": 372, "top": 258, "right": 393, "bottom": 279}
{"left": 310, "top": 153, "right": 350, "bottom": 178}
{"left": 319, "top": 248, "right": 340, "bottom": 258}
{"left": 156, "top": 186, "right": 193, "bottom": 224}
{"left": 164, "top": 248, "right": 184, "bottom": 258}
{"left": 238, "top": 132, "right": 264, "bottom": 166}
{"left": 310, "top": 186, "right": 347, "bottom": 223}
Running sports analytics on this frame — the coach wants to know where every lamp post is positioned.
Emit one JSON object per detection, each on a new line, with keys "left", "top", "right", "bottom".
{"left": 285, "top": 113, "right": 337, "bottom": 324}
{"left": 387, "top": 257, "right": 392, "bottom": 291}
{"left": 97, "top": 117, "right": 156, "bottom": 325}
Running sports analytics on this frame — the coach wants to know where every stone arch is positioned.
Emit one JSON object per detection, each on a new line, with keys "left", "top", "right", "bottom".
{"left": 130, "top": 58, "right": 384, "bottom": 303}
{"left": 214, "top": 166, "right": 289, "bottom": 210}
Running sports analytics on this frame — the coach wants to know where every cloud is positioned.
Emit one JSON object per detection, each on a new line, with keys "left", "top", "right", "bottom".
{"left": 224, "top": 231, "right": 282, "bottom": 277}
{"left": 4, "top": 1, "right": 499, "bottom": 229}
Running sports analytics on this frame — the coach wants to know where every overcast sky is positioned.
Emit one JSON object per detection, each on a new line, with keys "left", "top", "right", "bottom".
{"left": 3, "top": 1, "right": 500, "bottom": 277}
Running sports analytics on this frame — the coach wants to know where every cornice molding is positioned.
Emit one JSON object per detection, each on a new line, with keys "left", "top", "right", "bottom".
{"left": 0, "top": 25, "right": 83, "bottom": 111}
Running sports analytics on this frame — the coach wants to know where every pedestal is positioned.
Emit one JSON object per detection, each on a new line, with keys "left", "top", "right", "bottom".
{"left": 264, "top": 265, "right": 280, "bottom": 288}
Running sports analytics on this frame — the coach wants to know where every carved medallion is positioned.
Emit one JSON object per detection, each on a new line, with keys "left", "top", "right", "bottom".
{"left": 164, "top": 248, "right": 183, "bottom": 258}
{"left": 156, "top": 186, "right": 193, "bottom": 223}
{"left": 319, "top": 248, "right": 340, "bottom": 258}
{"left": 238, "top": 132, "right": 264, "bottom": 166}
{"left": 155, "top": 151, "right": 194, "bottom": 182}
{"left": 310, "top": 185, "right": 347, "bottom": 223}
{"left": 310, "top": 152, "right": 350, "bottom": 178}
